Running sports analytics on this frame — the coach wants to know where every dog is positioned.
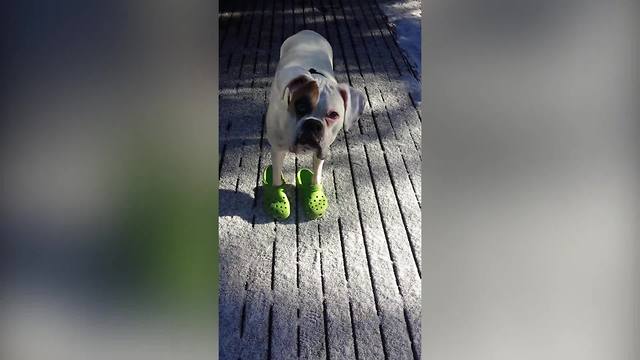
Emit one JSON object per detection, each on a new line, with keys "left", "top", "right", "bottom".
{"left": 265, "top": 30, "right": 366, "bottom": 191}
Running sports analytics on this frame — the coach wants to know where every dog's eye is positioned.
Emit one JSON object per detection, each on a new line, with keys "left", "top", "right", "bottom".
{"left": 294, "top": 98, "right": 311, "bottom": 117}
{"left": 327, "top": 111, "right": 339, "bottom": 120}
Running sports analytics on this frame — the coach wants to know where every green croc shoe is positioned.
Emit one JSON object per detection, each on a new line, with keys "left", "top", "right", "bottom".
{"left": 296, "top": 168, "right": 328, "bottom": 219}
{"left": 263, "top": 165, "right": 290, "bottom": 220}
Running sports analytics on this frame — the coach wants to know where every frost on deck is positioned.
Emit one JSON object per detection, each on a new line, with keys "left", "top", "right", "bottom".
{"left": 219, "top": 0, "right": 422, "bottom": 359}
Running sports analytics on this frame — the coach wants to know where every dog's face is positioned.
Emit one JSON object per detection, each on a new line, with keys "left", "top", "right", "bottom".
{"left": 285, "top": 74, "right": 366, "bottom": 159}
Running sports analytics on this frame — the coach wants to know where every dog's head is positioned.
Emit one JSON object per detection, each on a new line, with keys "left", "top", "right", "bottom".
{"left": 283, "top": 72, "right": 366, "bottom": 159}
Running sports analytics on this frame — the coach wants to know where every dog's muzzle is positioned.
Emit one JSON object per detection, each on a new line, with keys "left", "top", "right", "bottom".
{"left": 292, "top": 118, "right": 328, "bottom": 159}
{"left": 295, "top": 118, "right": 323, "bottom": 147}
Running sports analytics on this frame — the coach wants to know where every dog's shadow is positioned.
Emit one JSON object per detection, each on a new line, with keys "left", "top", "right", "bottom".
{"left": 220, "top": 184, "right": 309, "bottom": 225}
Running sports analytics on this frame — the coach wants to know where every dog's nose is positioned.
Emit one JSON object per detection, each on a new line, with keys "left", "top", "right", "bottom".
{"left": 302, "top": 118, "right": 323, "bottom": 135}
{"left": 297, "top": 118, "right": 324, "bottom": 145}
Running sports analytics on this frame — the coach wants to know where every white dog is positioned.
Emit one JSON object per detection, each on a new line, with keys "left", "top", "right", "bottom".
{"left": 263, "top": 30, "right": 366, "bottom": 219}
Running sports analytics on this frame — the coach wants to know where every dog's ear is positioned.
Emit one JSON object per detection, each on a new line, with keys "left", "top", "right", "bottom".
{"left": 338, "top": 84, "right": 366, "bottom": 131}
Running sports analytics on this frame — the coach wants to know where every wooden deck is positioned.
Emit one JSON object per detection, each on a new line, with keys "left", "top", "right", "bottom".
{"left": 219, "top": 0, "right": 421, "bottom": 359}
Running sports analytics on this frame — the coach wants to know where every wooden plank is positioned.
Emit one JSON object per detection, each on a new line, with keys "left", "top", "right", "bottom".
{"left": 303, "top": 3, "right": 360, "bottom": 360}
{"left": 283, "top": 0, "right": 295, "bottom": 40}
{"left": 268, "top": 5, "right": 298, "bottom": 354}
{"left": 345, "top": 0, "right": 421, "bottom": 271}
{"left": 252, "top": 0, "right": 275, "bottom": 90}
{"left": 235, "top": 3, "right": 282, "bottom": 359}
{"left": 355, "top": 0, "right": 421, "bottom": 155}
{"left": 334, "top": 1, "right": 416, "bottom": 359}
{"left": 220, "top": 0, "right": 252, "bottom": 72}
{"left": 238, "top": 95, "right": 275, "bottom": 360}
{"left": 344, "top": 4, "right": 422, "bottom": 273}
{"left": 220, "top": 2, "right": 275, "bottom": 359}
{"left": 295, "top": 162, "right": 326, "bottom": 359}
{"left": 293, "top": 0, "right": 305, "bottom": 33}
{"left": 221, "top": 0, "right": 259, "bottom": 89}
{"left": 364, "top": 85, "right": 423, "bottom": 276}
{"left": 363, "top": 0, "right": 423, "bottom": 161}
{"left": 371, "top": 0, "right": 420, "bottom": 81}
{"left": 219, "top": 0, "right": 246, "bottom": 52}
{"left": 319, "top": 3, "right": 388, "bottom": 359}
{"left": 343, "top": 2, "right": 421, "bottom": 358}
{"left": 294, "top": 3, "right": 327, "bottom": 358}
{"left": 219, "top": 95, "right": 257, "bottom": 360}
{"left": 353, "top": 0, "right": 399, "bottom": 79}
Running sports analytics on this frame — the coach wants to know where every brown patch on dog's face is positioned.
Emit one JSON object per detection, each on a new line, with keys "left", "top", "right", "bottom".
{"left": 286, "top": 76, "right": 319, "bottom": 117}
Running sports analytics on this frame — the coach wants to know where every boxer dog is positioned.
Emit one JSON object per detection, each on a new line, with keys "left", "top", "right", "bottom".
{"left": 263, "top": 30, "right": 366, "bottom": 219}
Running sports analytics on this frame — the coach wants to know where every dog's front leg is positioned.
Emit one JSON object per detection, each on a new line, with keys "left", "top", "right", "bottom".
{"left": 312, "top": 153, "right": 324, "bottom": 185}
{"left": 272, "top": 148, "right": 287, "bottom": 186}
